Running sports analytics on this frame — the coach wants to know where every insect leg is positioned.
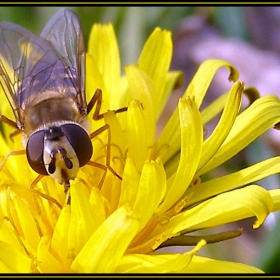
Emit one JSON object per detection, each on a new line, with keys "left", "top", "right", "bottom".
{"left": 86, "top": 160, "right": 108, "bottom": 189}
{"left": 0, "top": 115, "right": 22, "bottom": 140}
{"left": 86, "top": 88, "right": 127, "bottom": 187}
{"left": 0, "top": 115, "right": 18, "bottom": 129}
{"left": 0, "top": 149, "right": 26, "bottom": 171}
{"left": 87, "top": 88, "right": 127, "bottom": 119}
{"left": 29, "top": 175, "right": 63, "bottom": 209}
{"left": 0, "top": 139, "right": 62, "bottom": 207}
{"left": 89, "top": 124, "right": 122, "bottom": 185}
{"left": 0, "top": 114, "right": 25, "bottom": 170}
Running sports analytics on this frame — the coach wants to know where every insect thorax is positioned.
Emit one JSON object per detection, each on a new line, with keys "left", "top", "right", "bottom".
{"left": 22, "top": 95, "right": 88, "bottom": 139}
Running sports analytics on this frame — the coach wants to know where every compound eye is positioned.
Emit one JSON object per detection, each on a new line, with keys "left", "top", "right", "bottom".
{"left": 26, "top": 130, "right": 48, "bottom": 175}
{"left": 62, "top": 124, "right": 93, "bottom": 167}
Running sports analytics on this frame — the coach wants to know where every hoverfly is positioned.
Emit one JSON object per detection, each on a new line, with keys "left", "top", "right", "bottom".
{"left": 0, "top": 9, "right": 125, "bottom": 203}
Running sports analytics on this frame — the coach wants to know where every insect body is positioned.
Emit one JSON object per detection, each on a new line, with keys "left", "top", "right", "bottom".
{"left": 0, "top": 9, "right": 117, "bottom": 197}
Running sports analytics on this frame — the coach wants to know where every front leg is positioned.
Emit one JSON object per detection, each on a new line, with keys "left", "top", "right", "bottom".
{"left": 87, "top": 88, "right": 127, "bottom": 120}
{"left": 86, "top": 88, "right": 127, "bottom": 185}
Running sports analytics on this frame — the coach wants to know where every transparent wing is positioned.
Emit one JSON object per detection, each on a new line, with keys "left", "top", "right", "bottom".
{"left": 0, "top": 21, "right": 56, "bottom": 122}
{"left": 0, "top": 9, "right": 86, "bottom": 125}
{"left": 40, "top": 9, "right": 86, "bottom": 111}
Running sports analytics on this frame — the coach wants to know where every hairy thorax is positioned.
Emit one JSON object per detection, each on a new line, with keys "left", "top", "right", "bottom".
{"left": 22, "top": 92, "right": 89, "bottom": 143}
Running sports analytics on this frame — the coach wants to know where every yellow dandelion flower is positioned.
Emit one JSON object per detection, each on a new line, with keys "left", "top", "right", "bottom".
{"left": 1, "top": 9, "right": 280, "bottom": 273}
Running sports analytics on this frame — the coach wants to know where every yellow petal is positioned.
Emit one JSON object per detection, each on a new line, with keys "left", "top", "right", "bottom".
{"left": 103, "top": 110, "right": 127, "bottom": 181}
{"left": 85, "top": 53, "right": 109, "bottom": 114}
{"left": 89, "top": 185, "right": 107, "bottom": 226}
{"left": 0, "top": 219, "right": 24, "bottom": 254}
{"left": 0, "top": 241, "right": 31, "bottom": 272}
{"left": 12, "top": 196, "right": 40, "bottom": 253}
{"left": 201, "top": 86, "right": 260, "bottom": 126}
{"left": 201, "top": 92, "right": 229, "bottom": 126}
{"left": 157, "top": 59, "right": 239, "bottom": 166}
{"left": 198, "top": 94, "right": 280, "bottom": 175}
{"left": 162, "top": 70, "right": 184, "bottom": 117}
{"left": 50, "top": 205, "right": 71, "bottom": 267}
{"left": 184, "top": 58, "right": 239, "bottom": 108}
{"left": 153, "top": 106, "right": 181, "bottom": 166}
{"left": 198, "top": 81, "right": 243, "bottom": 170}
{"left": 126, "top": 99, "right": 150, "bottom": 172}
{"left": 133, "top": 158, "right": 166, "bottom": 231}
{"left": 156, "top": 97, "right": 203, "bottom": 214}
{"left": 118, "top": 157, "right": 141, "bottom": 209}
{"left": 150, "top": 185, "right": 273, "bottom": 246}
{"left": 37, "top": 236, "right": 64, "bottom": 273}
{"left": 269, "top": 189, "right": 280, "bottom": 211}
{"left": 115, "top": 240, "right": 206, "bottom": 273}
{"left": 126, "top": 65, "right": 156, "bottom": 168}
{"left": 138, "top": 27, "right": 173, "bottom": 118}
{"left": 182, "top": 255, "right": 263, "bottom": 273}
{"left": 88, "top": 23, "right": 121, "bottom": 108}
{"left": 0, "top": 133, "right": 11, "bottom": 158}
{"left": 0, "top": 139, "right": 30, "bottom": 186}
{"left": 70, "top": 205, "right": 139, "bottom": 272}
{"left": 68, "top": 180, "right": 99, "bottom": 257}
{"left": 189, "top": 157, "right": 280, "bottom": 206}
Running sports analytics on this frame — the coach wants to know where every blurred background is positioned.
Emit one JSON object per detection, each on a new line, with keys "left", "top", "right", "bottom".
{"left": 1, "top": 5, "right": 280, "bottom": 273}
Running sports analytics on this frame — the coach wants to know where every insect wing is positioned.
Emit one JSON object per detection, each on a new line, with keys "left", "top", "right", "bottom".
{"left": 0, "top": 9, "right": 86, "bottom": 125}
{"left": 40, "top": 9, "right": 86, "bottom": 111}
{"left": 0, "top": 20, "right": 67, "bottom": 124}
{"left": 0, "top": 21, "right": 52, "bottom": 123}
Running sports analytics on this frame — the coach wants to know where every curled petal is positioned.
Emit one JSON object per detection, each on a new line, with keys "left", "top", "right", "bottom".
{"left": 156, "top": 97, "right": 203, "bottom": 214}
{"left": 269, "top": 189, "right": 280, "bottom": 212}
{"left": 156, "top": 59, "right": 238, "bottom": 165}
{"left": 201, "top": 86, "right": 260, "bottom": 126}
{"left": 201, "top": 91, "right": 229, "bottom": 126}
{"left": 198, "top": 81, "right": 243, "bottom": 170}
{"left": 198, "top": 95, "right": 280, "bottom": 175}
{"left": 147, "top": 185, "right": 273, "bottom": 250}
{"left": 184, "top": 58, "right": 239, "bottom": 109}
